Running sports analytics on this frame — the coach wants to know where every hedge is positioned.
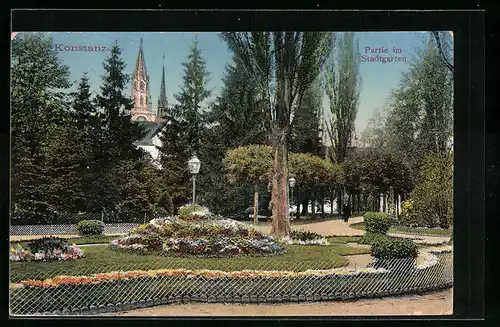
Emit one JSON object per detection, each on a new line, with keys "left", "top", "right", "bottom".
{"left": 76, "top": 220, "right": 105, "bottom": 237}
{"left": 364, "top": 212, "right": 392, "bottom": 235}
{"left": 370, "top": 236, "right": 419, "bottom": 260}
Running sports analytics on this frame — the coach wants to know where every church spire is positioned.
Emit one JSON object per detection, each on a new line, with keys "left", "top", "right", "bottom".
{"left": 131, "top": 38, "right": 154, "bottom": 122}
{"left": 134, "top": 38, "right": 148, "bottom": 80}
{"left": 157, "top": 53, "right": 168, "bottom": 120}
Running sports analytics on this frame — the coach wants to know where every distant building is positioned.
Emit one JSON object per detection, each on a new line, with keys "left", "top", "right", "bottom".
{"left": 135, "top": 121, "right": 164, "bottom": 168}
{"left": 130, "top": 39, "right": 169, "bottom": 167}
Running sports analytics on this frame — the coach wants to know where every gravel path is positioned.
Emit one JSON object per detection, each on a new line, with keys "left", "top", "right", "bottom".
{"left": 100, "top": 288, "right": 452, "bottom": 316}
{"left": 251, "top": 216, "right": 365, "bottom": 237}
{"left": 387, "top": 233, "right": 450, "bottom": 245}
{"left": 250, "top": 216, "right": 450, "bottom": 244}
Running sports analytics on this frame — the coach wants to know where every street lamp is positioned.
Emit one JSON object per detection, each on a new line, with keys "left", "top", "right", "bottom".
{"left": 288, "top": 177, "right": 296, "bottom": 222}
{"left": 188, "top": 154, "right": 201, "bottom": 213}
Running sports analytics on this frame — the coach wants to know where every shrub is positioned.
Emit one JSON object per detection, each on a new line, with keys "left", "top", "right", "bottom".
{"left": 370, "top": 236, "right": 418, "bottom": 260}
{"left": 359, "top": 232, "right": 386, "bottom": 245}
{"left": 76, "top": 220, "right": 105, "bottom": 237}
{"left": 364, "top": 212, "right": 392, "bottom": 235}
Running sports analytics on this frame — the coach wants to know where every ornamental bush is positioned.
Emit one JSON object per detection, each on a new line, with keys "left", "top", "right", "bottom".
{"left": 76, "top": 220, "right": 105, "bottom": 237}
{"left": 364, "top": 212, "right": 392, "bottom": 235}
{"left": 359, "top": 232, "right": 387, "bottom": 245}
{"left": 370, "top": 236, "right": 418, "bottom": 260}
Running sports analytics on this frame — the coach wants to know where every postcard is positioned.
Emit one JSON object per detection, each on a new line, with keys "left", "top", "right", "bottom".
{"left": 10, "top": 30, "right": 454, "bottom": 317}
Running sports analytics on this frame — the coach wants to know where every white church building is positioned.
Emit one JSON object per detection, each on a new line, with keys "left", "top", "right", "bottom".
{"left": 129, "top": 39, "right": 168, "bottom": 167}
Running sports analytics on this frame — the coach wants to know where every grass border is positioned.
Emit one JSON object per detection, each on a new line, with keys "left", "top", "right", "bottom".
{"left": 349, "top": 222, "right": 452, "bottom": 237}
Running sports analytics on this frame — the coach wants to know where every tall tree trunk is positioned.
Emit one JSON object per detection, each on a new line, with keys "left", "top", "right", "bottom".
{"left": 337, "top": 189, "right": 343, "bottom": 215}
{"left": 253, "top": 184, "right": 259, "bottom": 224}
{"left": 363, "top": 193, "right": 368, "bottom": 213}
{"left": 301, "top": 198, "right": 308, "bottom": 216}
{"left": 394, "top": 188, "right": 398, "bottom": 220}
{"left": 295, "top": 199, "right": 300, "bottom": 219}
{"left": 311, "top": 197, "right": 316, "bottom": 218}
{"left": 295, "top": 193, "right": 301, "bottom": 219}
{"left": 382, "top": 193, "right": 386, "bottom": 213}
{"left": 349, "top": 193, "right": 353, "bottom": 215}
{"left": 270, "top": 137, "right": 290, "bottom": 238}
{"left": 320, "top": 195, "right": 325, "bottom": 219}
{"left": 330, "top": 193, "right": 335, "bottom": 217}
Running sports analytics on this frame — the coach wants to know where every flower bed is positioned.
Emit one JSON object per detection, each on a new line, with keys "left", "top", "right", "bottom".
{"left": 110, "top": 217, "right": 286, "bottom": 258}
{"left": 415, "top": 248, "right": 453, "bottom": 270}
{"left": 9, "top": 237, "right": 84, "bottom": 262}
{"left": 284, "top": 230, "right": 330, "bottom": 246}
{"left": 13, "top": 266, "right": 391, "bottom": 289}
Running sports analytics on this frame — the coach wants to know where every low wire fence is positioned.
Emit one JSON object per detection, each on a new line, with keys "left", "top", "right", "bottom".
{"left": 9, "top": 252, "right": 453, "bottom": 316}
{"left": 10, "top": 223, "right": 141, "bottom": 236}
{"left": 9, "top": 212, "right": 161, "bottom": 236}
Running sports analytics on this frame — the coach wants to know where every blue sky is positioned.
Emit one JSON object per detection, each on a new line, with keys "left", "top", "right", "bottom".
{"left": 18, "top": 31, "right": 438, "bottom": 132}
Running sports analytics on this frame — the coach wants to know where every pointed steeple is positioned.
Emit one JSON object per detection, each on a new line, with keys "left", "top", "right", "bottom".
{"left": 157, "top": 53, "right": 168, "bottom": 120}
{"left": 131, "top": 38, "right": 153, "bottom": 121}
{"left": 133, "top": 38, "right": 148, "bottom": 80}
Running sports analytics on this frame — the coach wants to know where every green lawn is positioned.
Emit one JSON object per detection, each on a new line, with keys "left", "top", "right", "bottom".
{"left": 349, "top": 222, "right": 452, "bottom": 237}
{"left": 349, "top": 222, "right": 365, "bottom": 230}
{"left": 326, "top": 236, "right": 363, "bottom": 244}
{"left": 10, "top": 242, "right": 371, "bottom": 282}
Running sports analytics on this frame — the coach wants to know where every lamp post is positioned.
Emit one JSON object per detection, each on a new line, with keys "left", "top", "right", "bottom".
{"left": 288, "top": 177, "right": 296, "bottom": 222}
{"left": 188, "top": 154, "right": 201, "bottom": 214}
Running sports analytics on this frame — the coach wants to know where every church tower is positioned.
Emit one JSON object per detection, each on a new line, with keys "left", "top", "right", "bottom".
{"left": 131, "top": 38, "right": 156, "bottom": 122}
{"left": 156, "top": 54, "right": 168, "bottom": 122}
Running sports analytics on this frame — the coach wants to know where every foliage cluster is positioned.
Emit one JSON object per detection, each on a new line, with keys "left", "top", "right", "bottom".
{"left": 363, "top": 212, "right": 393, "bottom": 235}
{"left": 75, "top": 220, "right": 105, "bottom": 237}
{"left": 409, "top": 154, "right": 453, "bottom": 228}
{"left": 370, "top": 236, "right": 419, "bottom": 260}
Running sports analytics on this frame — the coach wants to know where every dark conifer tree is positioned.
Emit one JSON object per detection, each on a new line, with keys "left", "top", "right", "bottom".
{"left": 11, "top": 33, "right": 71, "bottom": 223}
{"left": 158, "top": 38, "right": 211, "bottom": 212}
{"left": 94, "top": 41, "right": 146, "bottom": 213}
